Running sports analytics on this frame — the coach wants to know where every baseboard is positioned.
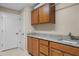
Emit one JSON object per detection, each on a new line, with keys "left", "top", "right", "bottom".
{"left": 1, "top": 47, "right": 18, "bottom": 52}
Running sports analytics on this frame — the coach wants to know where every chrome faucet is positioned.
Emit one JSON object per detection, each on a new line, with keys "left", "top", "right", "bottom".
{"left": 68, "top": 32, "right": 79, "bottom": 40}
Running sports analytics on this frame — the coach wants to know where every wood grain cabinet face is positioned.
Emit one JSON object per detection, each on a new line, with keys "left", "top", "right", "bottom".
{"left": 49, "top": 3, "right": 55, "bottom": 23}
{"left": 40, "top": 45, "right": 48, "bottom": 56}
{"left": 39, "top": 40, "right": 49, "bottom": 56}
{"left": 32, "top": 38, "right": 39, "bottom": 56}
{"left": 50, "top": 48, "right": 64, "bottom": 56}
{"left": 50, "top": 41, "right": 79, "bottom": 56}
{"left": 39, "top": 4, "right": 50, "bottom": 23}
{"left": 31, "top": 9, "right": 39, "bottom": 25}
{"left": 40, "top": 39, "right": 48, "bottom": 46}
{"left": 27, "top": 37, "right": 33, "bottom": 54}
{"left": 28, "top": 36, "right": 79, "bottom": 56}
{"left": 31, "top": 3, "right": 55, "bottom": 25}
{"left": 27, "top": 37, "right": 39, "bottom": 56}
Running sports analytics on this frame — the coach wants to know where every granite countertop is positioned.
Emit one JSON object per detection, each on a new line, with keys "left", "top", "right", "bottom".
{"left": 27, "top": 33, "right": 79, "bottom": 48}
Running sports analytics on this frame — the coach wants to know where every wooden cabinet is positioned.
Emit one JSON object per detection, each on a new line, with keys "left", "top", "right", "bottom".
{"left": 31, "top": 9, "right": 39, "bottom": 25}
{"left": 50, "top": 48, "right": 64, "bottom": 56}
{"left": 39, "top": 4, "right": 49, "bottom": 23}
{"left": 39, "top": 3, "right": 55, "bottom": 24}
{"left": 39, "top": 39, "right": 49, "bottom": 56}
{"left": 32, "top": 38, "right": 39, "bottom": 56}
{"left": 40, "top": 39, "right": 48, "bottom": 46}
{"left": 27, "top": 37, "right": 49, "bottom": 56}
{"left": 49, "top": 3, "right": 55, "bottom": 23}
{"left": 31, "top": 3, "right": 55, "bottom": 25}
{"left": 50, "top": 46, "right": 78, "bottom": 56}
{"left": 27, "top": 37, "right": 39, "bottom": 56}
{"left": 27, "top": 37, "right": 33, "bottom": 54}
{"left": 50, "top": 41, "right": 64, "bottom": 56}
{"left": 50, "top": 41, "right": 79, "bottom": 56}
{"left": 27, "top": 36, "right": 79, "bottom": 56}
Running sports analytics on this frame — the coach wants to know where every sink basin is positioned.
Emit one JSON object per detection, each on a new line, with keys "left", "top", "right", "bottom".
{"left": 61, "top": 39, "right": 78, "bottom": 44}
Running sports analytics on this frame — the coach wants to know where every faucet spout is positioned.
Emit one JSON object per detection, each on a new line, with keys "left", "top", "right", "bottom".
{"left": 68, "top": 32, "right": 79, "bottom": 40}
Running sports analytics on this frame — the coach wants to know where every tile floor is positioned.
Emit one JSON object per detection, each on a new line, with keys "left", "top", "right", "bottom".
{"left": 0, "top": 48, "right": 30, "bottom": 56}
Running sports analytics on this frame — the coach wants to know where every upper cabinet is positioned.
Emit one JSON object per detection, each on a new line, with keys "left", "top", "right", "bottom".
{"left": 39, "top": 4, "right": 50, "bottom": 23}
{"left": 31, "top": 9, "right": 39, "bottom": 25}
{"left": 49, "top": 3, "right": 55, "bottom": 23}
{"left": 31, "top": 3, "right": 55, "bottom": 25}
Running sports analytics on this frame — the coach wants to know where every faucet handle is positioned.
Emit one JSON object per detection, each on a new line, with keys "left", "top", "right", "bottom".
{"left": 68, "top": 32, "right": 72, "bottom": 36}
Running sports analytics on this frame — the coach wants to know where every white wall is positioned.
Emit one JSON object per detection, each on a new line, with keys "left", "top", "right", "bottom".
{"left": 20, "top": 6, "right": 34, "bottom": 50}
{"left": 56, "top": 3, "right": 79, "bottom": 35}
{"left": 0, "top": 6, "right": 20, "bottom": 15}
{"left": 33, "top": 3, "right": 79, "bottom": 36}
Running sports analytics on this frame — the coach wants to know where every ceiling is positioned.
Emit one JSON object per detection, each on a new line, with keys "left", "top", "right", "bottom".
{"left": 0, "top": 3, "right": 34, "bottom": 11}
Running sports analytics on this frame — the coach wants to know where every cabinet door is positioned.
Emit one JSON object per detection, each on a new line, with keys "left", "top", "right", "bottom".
{"left": 50, "top": 3, "right": 55, "bottom": 23}
{"left": 32, "top": 38, "right": 39, "bottom": 56}
{"left": 27, "top": 37, "right": 33, "bottom": 54}
{"left": 40, "top": 45, "right": 48, "bottom": 56}
{"left": 39, "top": 40, "right": 49, "bottom": 56}
{"left": 50, "top": 48, "right": 64, "bottom": 56}
{"left": 39, "top": 4, "right": 49, "bottom": 23}
{"left": 27, "top": 37, "right": 39, "bottom": 56}
{"left": 31, "top": 9, "right": 39, "bottom": 25}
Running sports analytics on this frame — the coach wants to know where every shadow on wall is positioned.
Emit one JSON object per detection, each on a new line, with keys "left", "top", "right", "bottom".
{"left": 33, "top": 23, "right": 55, "bottom": 31}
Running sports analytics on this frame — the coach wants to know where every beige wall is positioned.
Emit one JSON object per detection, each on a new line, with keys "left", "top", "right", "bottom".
{"left": 0, "top": 6, "right": 20, "bottom": 14}
{"left": 33, "top": 3, "right": 79, "bottom": 36}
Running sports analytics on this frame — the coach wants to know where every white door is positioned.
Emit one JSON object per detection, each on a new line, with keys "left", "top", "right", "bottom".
{"left": 3, "top": 13, "right": 20, "bottom": 50}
